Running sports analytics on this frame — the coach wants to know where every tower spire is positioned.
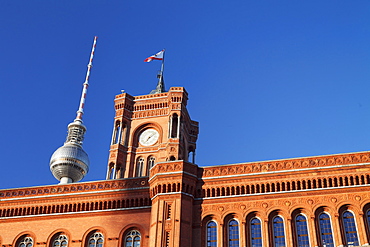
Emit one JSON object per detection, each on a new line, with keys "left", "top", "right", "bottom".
{"left": 49, "top": 37, "right": 98, "bottom": 184}
{"left": 75, "top": 36, "right": 97, "bottom": 121}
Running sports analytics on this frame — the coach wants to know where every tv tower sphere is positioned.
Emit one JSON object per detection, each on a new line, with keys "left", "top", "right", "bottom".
{"left": 50, "top": 120, "right": 90, "bottom": 184}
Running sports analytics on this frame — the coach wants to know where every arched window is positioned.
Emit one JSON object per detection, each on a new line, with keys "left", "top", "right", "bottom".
{"left": 124, "top": 230, "right": 140, "bottom": 247}
{"left": 318, "top": 213, "right": 334, "bottom": 247}
{"left": 250, "top": 218, "right": 262, "bottom": 247}
{"left": 135, "top": 157, "right": 144, "bottom": 177}
{"left": 342, "top": 211, "right": 359, "bottom": 246}
{"left": 170, "top": 113, "right": 179, "bottom": 138}
{"left": 18, "top": 236, "right": 33, "bottom": 247}
{"left": 88, "top": 232, "right": 104, "bottom": 247}
{"left": 228, "top": 219, "right": 239, "bottom": 247}
{"left": 107, "top": 163, "right": 115, "bottom": 179}
{"left": 206, "top": 221, "right": 217, "bottom": 247}
{"left": 272, "top": 216, "right": 286, "bottom": 247}
{"left": 147, "top": 156, "right": 156, "bottom": 176}
{"left": 188, "top": 146, "right": 196, "bottom": 163}
{"left": 112, "top": 121, "right": 122, "bottom": 145}
{"left": 52, "top": 234, "right": 68, "bottom": 247}
{"left": 295, "top": 214, "right": 309, "bottom": 247}
{"left": 366, "top": 209, "right": 370, "bottom": 239}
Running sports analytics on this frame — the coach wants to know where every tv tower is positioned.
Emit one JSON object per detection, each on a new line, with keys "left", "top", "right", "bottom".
{"left": 49, "top": 37, "right": 97, "bottom": 184}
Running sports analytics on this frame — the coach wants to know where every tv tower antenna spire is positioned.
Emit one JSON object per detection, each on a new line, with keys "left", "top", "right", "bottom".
{"left": 50, "top": 36, "right": 98, "bottom": 184}
{"left": 76, "top": 36, "right": 97, "bottom": 122}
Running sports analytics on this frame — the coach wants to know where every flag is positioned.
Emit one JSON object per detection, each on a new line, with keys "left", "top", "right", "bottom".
{"left": 144, "top": 50, "right": 164, "bottom": 62}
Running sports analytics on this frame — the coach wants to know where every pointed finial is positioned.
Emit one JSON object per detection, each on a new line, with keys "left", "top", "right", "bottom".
{"left": 150, "top": 70, "right": 165, "bottom": 94}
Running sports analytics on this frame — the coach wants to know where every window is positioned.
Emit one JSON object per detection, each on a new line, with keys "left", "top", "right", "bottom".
{"left": 318, "top": 213, "right": 334, "bottom": 247}
{"left": 165, "top": 232, "right": 170, "bottom": 247}
{"left": 272, "top": 216, "right": 286, "bottom": 247}
{"left": 18, "top": 236, "right": 33, "bottom": 247}
{"left": 124, "top": 230, "right": 141, "bottom": 247}
{"left": 52, "top": 235, "right": 68, "bottom": 247}
{"left": 366, "top": 209, "right": 370, "bottom": 239}
{"left": 342, "top": 211, "right": 359, "bottom": 246}
{"left": 206, "top": 221, "right": 217, "bottom": 247}
{"left": 147, "top": 156, "right": 155, "bottom": 175}
{"left": 112, "top": 121, "right": 122, "bottom": 144}
{"left": 188, "top": 146, "right": 195, "bottom": 163}
{"left": 170, "top": 114, "right": 179, "bottom": 138}
{"left": 167, "top": 204, "right": 172, "bottom": 219}
{"left": 228, "top": 219, "right": 239, "bottom": 247}
{"left": 295, "top": 214, "right": 309, "bottom": 247}
{"left": 88, "top": 232, "right": 103, "bottom": 247}
{"left": 107, "top": 163, "right": 115, "bottom": 179}
{"left": 135, "top": 157, "right": 144, "bottom": 177}
{"left": 250, "top": 218, "right": 262, "bottom": 247}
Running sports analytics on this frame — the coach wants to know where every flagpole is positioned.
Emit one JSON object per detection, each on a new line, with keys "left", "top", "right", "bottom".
{"left": 159, "top": 49, "right": 165, "bottom": 83}
{"left": 147, "top": 49, "right": 166, "bottom": 94}
{"left": 161, "top": 49, "right": 165, "bottom": 77}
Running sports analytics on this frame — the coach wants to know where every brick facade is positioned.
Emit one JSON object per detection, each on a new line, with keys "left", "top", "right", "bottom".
{"left": 1, "top": 87, "right": 370, "bottom": 247}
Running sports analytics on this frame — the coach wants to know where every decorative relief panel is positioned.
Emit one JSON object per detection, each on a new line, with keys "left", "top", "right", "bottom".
{"left": 132, "top": 109, "right": 168, "bottom": 119}
{"left": 0, "top": 178, "right": 149, "bottom": 199}
{"left": 150, "top": 161, "right": 197, "bottom": 177}
{"left": 202, "top": 152, "right": 370, "bottom": 177}
{"left": 200, "top": 191, "right": 370, "bottom": 216}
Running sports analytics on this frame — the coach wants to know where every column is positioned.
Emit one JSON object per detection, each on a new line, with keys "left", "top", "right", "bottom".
{"left": 240, "top": 221, "right": 246, "bottom": 247}
{"left": 263, "top": 218, "right": 270, "bottom": 246}
{"left": 219, "top": 223, "right": 224, "bottom": 247}
{"left": 285, "top": 217, "right": 293, "bottom": 246}
{"left": 332, "top": 213, "right": 343, "bottom": 247}
{"left": 176, "top": 115, "right": 181, "bottom": 138}
{"left": 356, "top": 212, "right": 368, "bottom": 246}
{"left": 110, "top": 122, "right": 116, "bottom": 144}
{"left": 308, "top": 216, "right": 318, "bottom": 247}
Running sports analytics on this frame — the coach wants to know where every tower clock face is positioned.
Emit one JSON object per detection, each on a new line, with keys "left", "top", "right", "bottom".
{"left": 139, "top": 129, "right": 159, "bottom": 146}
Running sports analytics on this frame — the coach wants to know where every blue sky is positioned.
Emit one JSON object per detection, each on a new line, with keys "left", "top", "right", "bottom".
{"left": 1, "top": 1, "right": 370, "bottom": 189}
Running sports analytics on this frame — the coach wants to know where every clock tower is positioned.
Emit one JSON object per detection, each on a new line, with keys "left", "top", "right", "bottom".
{"left": 106, "top": 86, "right": 199, "bottom": 179}
{"left": 107, "top": 84, "right": 199, "bottom": 247}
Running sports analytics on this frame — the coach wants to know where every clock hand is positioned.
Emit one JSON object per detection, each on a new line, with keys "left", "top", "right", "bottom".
{"left": 146, "top": 133, "right": 155, "bottom": 142}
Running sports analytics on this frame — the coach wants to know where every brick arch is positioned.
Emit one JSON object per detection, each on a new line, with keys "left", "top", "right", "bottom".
{"left": 337, "top": 204, "right": 362, "bottom": 245}
{"left": 291, "top": 207, "right": 312, "bottom": 218}
{"left": 267, "top": 210, "right": 289, "bottom": 246}
{"left": 201, "top": 214, "right": 220, "bottom": 247}
{"left": 118, "top": 224, "right": 147, "bottom": 247}
{"left": 312, "top": 204, "right": 336, "bottom": 216}
{"left": 222, "top": 212, "right": 242, "bottom": 223}
{"left": 81, "top": 227, "right": 107, "bottom": 247}
{"left": 131, "top": 122, "right": 164, "bottom": 147}
{"left": 47, "top": 229, "right": 71, "bottom": 247}
{"left": 362, "top": 202, "right": 370, "bottom": 243}
{"left": 290, "top": 208, "right": 313, "bottom": 246}
{"left": 245, "top": 211, "right": 265, "bottom": 246}
{"left": 336, "top": 202, "right": 362, "bottom": 215}
{"left": 287, "top": 204, "right": 313, "bottom": 216}
{"left": 12, "top": 231, "right": 36, "bottom": 247}
{"left": 266, "top": 208, "right": 290, "bottom": 219}
{"left": 201, "top": 213, "right": 222, "bottom": 225}
{"left": 222, "top": 213, "right": 242, "bottom": 247}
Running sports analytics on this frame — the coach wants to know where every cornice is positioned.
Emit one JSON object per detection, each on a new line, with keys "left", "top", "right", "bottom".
{"left": 0, "top": 177, "right": 149, "bottom": 201}
{"left": 200, "top": 151, "right": 370, "bottom": 178}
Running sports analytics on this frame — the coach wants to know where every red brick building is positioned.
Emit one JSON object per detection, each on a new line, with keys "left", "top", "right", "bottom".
{"left": 1, "top": 85, "right": 370, "bottom": 247}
